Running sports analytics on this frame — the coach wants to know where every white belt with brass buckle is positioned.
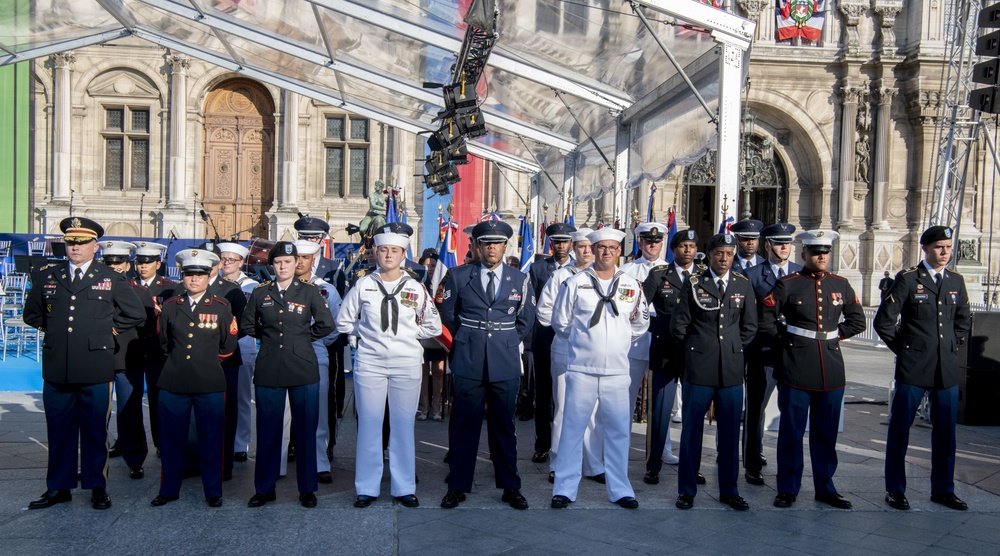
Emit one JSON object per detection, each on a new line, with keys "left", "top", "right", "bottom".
{"left": 786, "top": 324, "right": 839, "bottom": 340}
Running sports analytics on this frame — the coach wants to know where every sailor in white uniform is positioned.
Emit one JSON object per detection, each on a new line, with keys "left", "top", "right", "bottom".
{"left": 337, "top": 232, "right": 442, "bottom": 508}
{"left": 550, "top": 228, "right": 649, "bottom": 510}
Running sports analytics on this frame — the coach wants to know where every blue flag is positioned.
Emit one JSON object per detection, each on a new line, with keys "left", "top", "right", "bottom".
{"left": 519, "top": 215, "right": 535, "bottom": 272}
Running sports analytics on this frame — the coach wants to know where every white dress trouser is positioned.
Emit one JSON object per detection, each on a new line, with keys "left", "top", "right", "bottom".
{"left": 554, "top": 372, "right": 634, "bottom": 502}
{"left": 550, "top": 358, "right": 604, "bottom": 476}
{"left": 354, "top": 365, "right": 421, "bottom": 497}
{"left": 234, "top": 338, "right": 257, "bottom": 453}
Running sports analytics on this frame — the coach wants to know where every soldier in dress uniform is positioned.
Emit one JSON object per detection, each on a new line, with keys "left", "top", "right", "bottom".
{"left": 729, "top": 219, "right": 765, "bottom": 274}
{"left": 742, "top": 223, "right": 802, "bottom": 486}
{"left": 150, "top": 249, "right": 238, "bottom": 508}
{"left": 759, "top": 230, "right": 866, "bottom": 509}
{"left": 671, "top": 233, "right": 757, "bottom": 511}
{"left": 337, "top": 232, "right": 442, "bottom": 508}
{"left": 536, "top": 228, "right": 603, "bottom": 484}
{"left": 875, "top": 225, "right": 972, "bottom": 511}
{"left": 241, "top": 241, "right": 336, "bottom": 508}
{"left": 217, "top": 242, "right": 259, "bottom": 463}
{"left": 550, "top": 228, "right": 649, "bottom": 510}
{"left": 24, "top": 217, "right": 145, "bottom": 510}
{"left": 641, "top": 228, "right": 700, "bottom": 485}
{"left": 438, "top": 220, "right": 536, "bottom": 510}
{"left": 295, "top": 215, "right": 342, "bottom": 287}
{"left": 132, "top": 242, "right": 175, "bottom": 452}
{"left": 526, "top": 222, "right": 576, "bottom": 464}
{"left": 101, "top": 240, "right": 154, "bottom": 480}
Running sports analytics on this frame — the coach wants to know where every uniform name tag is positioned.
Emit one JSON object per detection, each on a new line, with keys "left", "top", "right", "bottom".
{"left": 913, "top": 293, "right": 929, "bottom": 301}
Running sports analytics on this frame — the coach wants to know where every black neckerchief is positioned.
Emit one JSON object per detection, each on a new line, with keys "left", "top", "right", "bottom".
{"left": 586, "top": 269, "right": 620, "bottom": 328}
{"left": 373, "top": 274, "right": 408, "bottom": 334}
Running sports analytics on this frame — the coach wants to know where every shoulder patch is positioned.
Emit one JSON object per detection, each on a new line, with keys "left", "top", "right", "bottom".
{"left": 763, "top": 292, "right": 776, "bottom": 307}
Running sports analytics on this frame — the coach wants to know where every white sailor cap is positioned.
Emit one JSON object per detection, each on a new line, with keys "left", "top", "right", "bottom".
{"left": 174, "top": 248, "right": 220, "bottom": 273}
{"left": 217, "top": 242, "right": 250, "bottom": 259}
{"left": 571, "top": 228, "right": 594, "bottom": 243}
{"left": 587, "top": 228, "right": 626, "bottom": 245}
{"left": 795, "top": 229, "right": 840, "bottom": 253}
{"left": 374, "top": 232, "right": 411, "bottom": 249}
{"left": 101, "top": 240, "right": 136, "bottom": 257}
{"left": 293, "top": 240, "right": 322, "bottom": 256}
{"left": 134, "top": 241, "right": 168, "bottom": 260}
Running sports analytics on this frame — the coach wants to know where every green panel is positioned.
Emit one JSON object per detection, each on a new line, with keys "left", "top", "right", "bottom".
{"left": 0, "top": 0, "right": 31, "bottom": 232}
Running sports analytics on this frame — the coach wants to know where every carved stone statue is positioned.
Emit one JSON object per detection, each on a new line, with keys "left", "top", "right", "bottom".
{"left": 855, "top": 135, "right": 870, "bottom": 183}
{"left": 358, "top": 180, "right": 387, "bottom": 237}
{"left": 958, "top": 238, "right": 979, "bottom": 263}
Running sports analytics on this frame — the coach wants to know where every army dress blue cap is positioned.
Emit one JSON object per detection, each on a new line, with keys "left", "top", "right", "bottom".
{"left": 795, "top": 229, "right": 839, "bottom": 253}
{"left": 294, "top": 215, "right": 330, "bottom": 238}
{"left": 380, "top": 222, "right": 415, "bottom": 237}
{"left": 196, "top": 241, "right": 222, "bottom": 257}
{"left": 705, "top": 233, "right": 736, "bottom": 252}
{"left": 268, "top": 241, "right": 298, "bottom": 264}
{"left": 175, "top": 248, "right": 220, "bottom": 274}
{"left": 635, "top": 222, "right": 668, "bottom": 241}
{"left": 472, "top": 220, "right": 514, "bottom": 243}
{"left": 546, "top": 222, "right": 576, "bottom": 241}
{"left": 920, "top": 225, "right": 954, "bottom": 245}
{"left": 762, "top": 223, "right": 796, "bottom": 243}
{"left": 669, "top": 228, "right": 699, "bottom": 250}
{"left": 60, "top": 216, "right": 105, "bottom": 242}
{"left": 729, "top": 219, "right": 764, "bottom": 238}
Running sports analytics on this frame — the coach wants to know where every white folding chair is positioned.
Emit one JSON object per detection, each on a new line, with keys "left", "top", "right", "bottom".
{"left": 28, "top": 240, "right": 48, "bottom": 256}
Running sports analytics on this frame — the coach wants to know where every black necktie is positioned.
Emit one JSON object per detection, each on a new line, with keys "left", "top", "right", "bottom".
{"left": 717, "top": 278, "right": 726, "bottom": 295}
{"left": 375, "top": 279, "right": 406, "bottom": 334}
{"left": 935, "top": 273, "right": 942, "bottom": 286}
{"left": 73, "top": 268, "right": 83, "bottom": 283}
{"left": 777, "top": 267, "right": 785, "bottom": 278}
{"left": 486, "top": 271, "right": 496, "bottom": 302}
{"left": 587, "top": 273, "right": 620, "bottom": 328}
{"left": 682, "top": 270, "right": 690, "bottom": 283}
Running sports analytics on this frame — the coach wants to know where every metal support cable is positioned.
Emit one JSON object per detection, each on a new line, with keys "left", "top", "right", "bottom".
{"left": 553, "top": 89, "right": 613, "bottom": 171}
{"left": 516, "top": 134, "right": 562, "bottom": 196}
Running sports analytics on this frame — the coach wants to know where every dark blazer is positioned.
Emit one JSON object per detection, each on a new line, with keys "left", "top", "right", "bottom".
{"left": 439, "top": 263, "right": 536, "bottom": 382}
{"left": 240, "top": 279, "right": 336, "bottom": 388}
{"left": 670, "top": 272, "right": 757, "bottom": 388}
{"left": 873, "top": 265, "right": 972, "bottom": 389}
{"left": 157, "top": 295, "right": 238, "bottom": 394}
{"left": 759, "top": 271, "right": 866, "bottom": 391}
{"left": 745, "top": 261, "right": 804, "bottom": 301}
{"left": 23, "top": 261, "right": 146, "bottom": 384}
{"left": 527, "top": 256, "right": 564, "bottom": 350}
{"left": 733, "top": 254, "right": 766, "bottom": 276}
{"left": 642, "top": 263, "right": 702, "bottom": 377}
{"left": 135, "top": 276, "right": 176, "bottom": 363}
{"left": 118, "top": 281, "right": 156, "bottom": 370}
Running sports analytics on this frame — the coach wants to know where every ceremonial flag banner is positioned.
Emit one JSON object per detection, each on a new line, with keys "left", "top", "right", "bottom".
{"left": 665, "top": 206, "right": 678, "bottom": 263}
{"left": 386, "top": 189, "right": 400, "bottom": 224}
{"left": 519, "top": 215, "right": 535, "bottom": 273}
{"left": 431, "top": 219, "right": 459, "bottom": 350}
{"left": 719, "top": 215, "right": 735, "bottom": 234}
{"left": 777, "top": 0, "right": 826, "bottom": 42}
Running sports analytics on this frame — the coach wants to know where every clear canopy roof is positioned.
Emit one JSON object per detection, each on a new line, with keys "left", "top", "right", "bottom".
{"left": 1, "top": 0, "right": 754, "bottom": 180}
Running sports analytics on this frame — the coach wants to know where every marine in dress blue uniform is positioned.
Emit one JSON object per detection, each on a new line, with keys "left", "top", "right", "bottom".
{"left": 439, "top": 220, "right": 536, "bottom": 510}
{"left": 151, "top": 249, "right": 238, "bottom": 508}
{"left": 641, "top": 228, "right": 700, "bottom": 485}
{"left": 132, "top": 242, "right": 175, "bottom": 451}
{"left": 527, "top": 222, "right": 575, "bottom": 463}
{"left": 741, "top": 223, "right": 802, "bottom": 486}
{"left": 23, "top": 217, "right": 145, "bottom": 510}
{"left": 729, "top": 219, "right": 765, "bottom": 275}
{"left": 758, "top": 230, "right": 866, "bottom": 509}
{"left": 874, "top": 226, "right": 972, "bottom": 511}
{"left": 671, "top": 234, "right": 757, "bottom": 511}
{"left": 241, "top": 241, "right": 336, "bottom": 508}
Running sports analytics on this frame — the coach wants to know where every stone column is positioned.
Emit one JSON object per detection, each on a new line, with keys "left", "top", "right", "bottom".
{"left": 872, "top": 1, "right": 903, "bottom": 58}
{"left": 871, "top": 86, "right": 895, "bottom": 229}
{"left": 737, "top": 0, "right": 772, "bottom": 44}
{"left": 281, "top": 90, "right": 299, "bottom": 209}
{"left": 52, "top": 51, "right": 75, "bottom": 203}
{"left": 837, "top": 84, "right": 864, "bottom": 229}
{"left": 167, "top": 54, "right": 189, "bottom": 208}
{"left": 839, "top": 2, "right": 869, "bottom": 57}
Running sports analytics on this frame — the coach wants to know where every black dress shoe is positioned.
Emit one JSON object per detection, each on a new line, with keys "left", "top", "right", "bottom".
{"left": 248, "top": 492, "right": 276, "bottom": 508}
{"left": 696, "top": 472, "right": 706, "bottom": 485}
{"left": 354, "top": 495, "right": 377, "bottom": 508}
{"left": 394, "top": 494, "right": 419, "bottom": 508}
{"left": 440, "top": 489, "right": 466, "bottom": 508}
{"left": 502, "top": 489, "right": 529, "bottom": 510}
{"left": 675, "top": 494, "right": 694, "bottom": 510}
{"left": 774, "top": 492, "right": 796, "bottom": 508}
{"left": 531, "top": 451, "right": 549, "bottom": 463}
{"left": 234, "top": 452, "right": 248, "bottom": 463}
{"left": 548, "top": 471, "right": 555, "bottom": 484}
{"left": 287, "top": 446, "right": 295, "bottom": 462}
{"left": 518, "top": 413, "right": 534, "bottom": 421}
{"left": 299, "top": 492, "right": 318, "bottom": 508}
{"left": 129, "top": 466, "right": 144, "bottom": 480}
{"left": 326, "top": 447, "right": 333, "bottom": 460}
{"left": 443, "top": 451, "right": 451, "bottom": 463}
{"left": 206, "top": 497, "right": 223, "bottom": 508}
{"left": 108, "top": 444, "right": 122, "bottom": 458}
{"left": 91, "top": 488, "right": 112, "bottom": 510}
{"left": 721, "top": 495, "right": 750, "bottom": 511}
{"left": 885, "top": 491, "right": 910, "bottom": 510}
{"left": 317, "top": 471, "right": 333, "bottom": 484}
{"left": 614, "top": 496, "right": 639, "bottom": 509}
{"left": 28, "top": 489, "right": 71, "bottom": 509}
{"left": 760, "top": 457, "right": 767, "bottom": 467}
{"left": 586, "top": 473, "right": 606, "bottom": 484}
{"left": 643, "top": 471, "right": 659, "bottom": 485}
{"left": 150, "top": 495, "right": 178, "bottom": 507}
{"left": 931, "top": 493, "right": 968, "bottom": 511}
{"left": 222, "top": 470, "right": 232, "bottom": 482}
{"left": 744, "top": 471, "right": 765, "bottom": 486}
{"left": 551, "top": 495, "right": 571, "bottom": 509}
{"left": 815, "top": 493, "right": 852, "bottom": 509}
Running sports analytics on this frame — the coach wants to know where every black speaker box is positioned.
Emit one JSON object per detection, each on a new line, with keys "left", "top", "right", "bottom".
{"left": 957, "top": 312, "right": 1000, "bottom": 425}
